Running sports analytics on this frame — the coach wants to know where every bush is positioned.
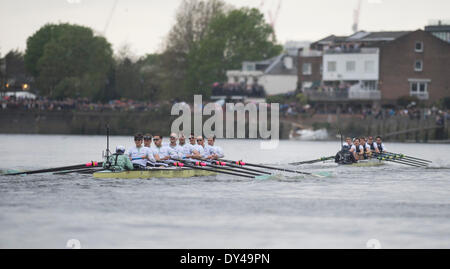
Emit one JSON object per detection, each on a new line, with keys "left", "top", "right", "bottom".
{"left": 440, "top": 97, "right": 450, "bottom": 109}
{"left": 396, "top": 95, "right": 419, "bottom": 108}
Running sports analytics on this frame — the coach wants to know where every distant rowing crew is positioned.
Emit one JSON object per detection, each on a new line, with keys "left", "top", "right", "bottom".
{"left": 343, "top": 135, "right": 386, "bottom": 160}
{"left": 336, "top": 135, "right": 386, "bottom": 164}
{"left": 103, "top": 133, "right": 225, "bottom": 171}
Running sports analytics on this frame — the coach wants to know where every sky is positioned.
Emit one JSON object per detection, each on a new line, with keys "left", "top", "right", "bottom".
{"left": 0, "top": 0, "right": 449, "bottom": 57}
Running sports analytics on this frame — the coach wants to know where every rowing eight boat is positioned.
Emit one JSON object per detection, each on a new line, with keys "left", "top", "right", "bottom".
{"left": 93, "top": 167, "right": 217, "bottom": 179}
{"left": 341, "top": 158, "right": 385, "bottom": 167}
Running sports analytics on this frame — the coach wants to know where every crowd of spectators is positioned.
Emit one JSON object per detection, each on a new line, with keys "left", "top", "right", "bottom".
{"left": 2, "top": 94, "right": 448, "bottom": 126}
{"left": 0, "top": 95, "right": 170, "bottom": 112}
{"left": 279, "top": 101, "right": 449, "bottom": 124}
{"left": 212, "top": 82, "right": 265, "bottom": 97}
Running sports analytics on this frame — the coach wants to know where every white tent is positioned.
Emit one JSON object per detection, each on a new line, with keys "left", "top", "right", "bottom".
{"left": 4, "top": 91, "right": 37, "bottom": 99}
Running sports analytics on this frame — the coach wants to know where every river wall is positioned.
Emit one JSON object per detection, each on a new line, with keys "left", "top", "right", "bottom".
{"left": 0, "top": 110, "right": 448, "bottom": 142}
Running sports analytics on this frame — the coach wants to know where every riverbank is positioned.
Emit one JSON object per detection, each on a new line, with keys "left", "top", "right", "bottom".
{"left": 1, "top": 110, "right": 448, "bottom": 142}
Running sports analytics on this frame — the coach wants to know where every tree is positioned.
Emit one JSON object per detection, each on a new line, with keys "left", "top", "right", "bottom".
{"left": 164, "top": 0, "right": 228, "bottom": 54}
{"left": 2, "top": 50, "right": 30, "bottom": 91}
{"left": 24, "top": 23, "right": 114, "bottom": 99}
{"left": 159, "top": 0, "right": 229, "bottom": 100}
{"left": 440, "top": 97, "right": 450, "bottom": 109}
{"left": 185, "top": 8, "right": 283, "bottom": 97}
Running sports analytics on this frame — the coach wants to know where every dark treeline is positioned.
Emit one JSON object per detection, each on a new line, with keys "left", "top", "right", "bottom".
{"left": 0, "top": 0, "right": 282, "bottom": 104}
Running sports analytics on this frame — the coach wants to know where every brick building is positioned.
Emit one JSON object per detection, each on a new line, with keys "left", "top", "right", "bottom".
{"left": 298, "top": 25, "right": 450, "bottom": 108}
{"left": 378, "top": 30, "right": 450, "bottom": 104}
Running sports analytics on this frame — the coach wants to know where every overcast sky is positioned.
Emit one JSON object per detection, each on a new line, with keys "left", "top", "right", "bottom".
{"left": 0, "top": 0, "right": 448, "bottom": 57}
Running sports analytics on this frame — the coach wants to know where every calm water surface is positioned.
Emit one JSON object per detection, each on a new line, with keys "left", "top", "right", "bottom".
{"left": 0, "top": 134, "right": 449, "bottom": 248}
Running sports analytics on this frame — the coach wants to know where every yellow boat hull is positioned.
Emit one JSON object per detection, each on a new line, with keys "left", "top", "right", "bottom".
{"left": 349, "top": 159, "right": 385, "bottom": 167}
{"left": 93, "top": 167, "right": 217, "bottom": 179}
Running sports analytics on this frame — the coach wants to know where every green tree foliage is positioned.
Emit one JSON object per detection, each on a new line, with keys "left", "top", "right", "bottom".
{"left": 160, "top": 0, "right": 228, "bottom": 100}
{"left": 185, "top": 8, "right": 283, "bottom": 98}
{"left": 440, "top": 97, "right": 450, "bottom": 109}
{"left": 24, "top": 23, "right": 114, "bottom": 99}
{"left": 5, "top": 50, "right": 26, "bottom": 80}
{"left": 112, "top": 53, "right": 164, "bottom": 101}
{"left": 397, "top": 95, "right": 419, "bottom": 108}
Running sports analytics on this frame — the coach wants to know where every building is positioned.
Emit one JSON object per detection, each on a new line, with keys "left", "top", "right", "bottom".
{"left": 299, "top": 28, "right": 450, "bottom": 108}
{"left": 225, "top": 51, "right": 298, "bottom": 97}
{"left": 378, "top": 29, "right": 450, "bottom": 103}
{"left": 425, "top": 20, "right": 450, "bottom": 43}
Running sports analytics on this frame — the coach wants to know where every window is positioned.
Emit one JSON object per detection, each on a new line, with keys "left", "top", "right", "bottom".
{"left": 302, "top": 81, "right": 313, "bottom": 90}
{"left": 410, "top": 81, "right": 429, "bottom": 99}
{"left": 284, "top": 57, "right": 293, "bottom": 69}
{"left": 243, "top": 62, "right": 255, "bottom": 71}
{"left": 415, "top": 41, "right": 423, "bottom": 52}
{"left": 362, "top": 81, "right": 377, "bottom": 90}
{"left": 302, "top": 63, "right": 312, "bottom": 75}
{"left": 364, "top": 61, "right": 375, "bottom": 73}
{"left": 414, "top": 60, "right": 423, "bottom": 72}
{"left": 346, "top": 61, "right": 356, "bottom": 72}
{"left": 327, "top": 61, "right": 336, "bottom": 72}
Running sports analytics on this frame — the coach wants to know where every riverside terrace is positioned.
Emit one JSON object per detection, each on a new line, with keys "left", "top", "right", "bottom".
{"left": 0, "top": 96, "right": 172, "bottom": 112}
{"left": 2, "top": 95, "right": 448, "bottom": 122}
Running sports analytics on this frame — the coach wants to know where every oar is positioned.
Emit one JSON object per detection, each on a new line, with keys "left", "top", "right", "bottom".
{"left": 53, "top": 167, "right": 106, "bottom": 175}
{"left": 173, "top": 160, "right": 256, "bottom": 179}
{"left": 383, "top": 152, "right": 430, "bottom": 165}
{"left": 201, "top": 159, "right": 272, "bottom": 175}
{"left": 383, "top": 154, "right": 428, "bottom": 166}
{"left": 385, "top": 152, "right": 431, "bottom": 163}
{"left": 377, "top": 153, "right": 428, "bottom": 166}
{"left": 289, "top": 156, "right": 335, "bottom": 165}
{"left": 201, "top": 162, "right": 265, "bottom": 177}
{"left": 375, "top": 155, "right": 425, "bottom": 167}
{"left": 220, "top": 159, "right": 320, "bottom": 177}
{"left": 174, "top": 159, "right": 264, "bottom": 176}
{"left": 5, "top": 161, "right": 103, "bottom": 176}
{"left": 368, "top": 152, "right": 428, "bottom": 166}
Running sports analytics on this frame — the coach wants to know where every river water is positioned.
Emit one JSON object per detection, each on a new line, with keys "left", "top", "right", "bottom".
{"left": 0, "top": 134, "right": 449, "bottom": 248}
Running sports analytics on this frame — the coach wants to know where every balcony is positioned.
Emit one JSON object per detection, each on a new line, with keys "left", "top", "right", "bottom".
{"left": 349, "top": 89, "right": 381, "bottom": 100}
{"left": 410, "top": 92, "right": 429, "bottom": 100}
{"left": 324, "top": 47, "right": 379, "bottom": 54}
{"left": 304, "top": 88, "right": 381, "bottom": 101}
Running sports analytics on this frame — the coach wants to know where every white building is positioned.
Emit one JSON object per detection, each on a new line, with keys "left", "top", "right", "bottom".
{"left": 321, "top": 47, "right": 381, "bottom": 100}
{"left": 225, "top": 51, "right": 299, "bottom": 96}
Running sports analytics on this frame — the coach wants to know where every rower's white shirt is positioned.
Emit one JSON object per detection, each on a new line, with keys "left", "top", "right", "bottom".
{"left": 193, "top": 144, "right": 209, "bottom": 158}
{"left": 143, "top": 146, "right": 156, "bottom": 163}
{"left": 374, "top": 142, "right": 386, "bottom": 152}
{"left": 168, "top": 143, "right": 183, "bottom": 159}
{"left": 178, "top": 143, "right": 195, "bottom": 158}
{"left": 343, "top": 142, "right": 352, "bottom": 147}
{"left": 205, "top": 144, "right": 224, "bottom": 158}
{"left": 153, "top": 144, "right": 177, "bottom": 159}
{"left": 364, "top": 143, "right": 371, "bottom": 150}
{"left": 350, "top": 144, "right": 364, "bottom": 153}
{"left": 127, "top": 146, "right": 148, "bottom": 166}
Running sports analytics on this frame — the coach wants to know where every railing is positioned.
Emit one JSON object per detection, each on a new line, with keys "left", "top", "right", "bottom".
{"left": 410, "top": 92, "right": 429, "bottom": 100}
{"left": 304, "top": 89, "right": 349, "bottom": 101}
{"left": 348, "top": 90, "right": 381, "bottom": 100}
{"left": 304, "top": 89, "right": 381, "bottom": 101}
{"left": 324, "top": 47, "right": 379, "bottom": 54}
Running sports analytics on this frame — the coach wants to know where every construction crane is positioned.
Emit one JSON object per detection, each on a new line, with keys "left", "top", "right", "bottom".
{"left": 352, "top": 0, "right": 362, "bottom": 32}
{"left": 103, "top": 0, "right": 119, "bottom": 35}
{"left": 259, "top": 0, "right": 282, "bottom": 39}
